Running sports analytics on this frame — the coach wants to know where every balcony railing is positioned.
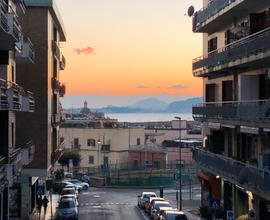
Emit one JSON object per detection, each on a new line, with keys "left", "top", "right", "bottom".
{"left": 51, "top": 141, "right": 65, "bottom": 164}
{"left": 9, "top": 148, "right": 22, "bottom": 179}
{"left": 193, "top": 100, "right": 270, "bottom": 127}
{"left": 15, "top": 37, "right": 35, "bottom": 63}
{"left": 52, "top": 40, "right": 60, "bottom": 60}
{"left": 0, "top": 79, "right": 8, "bottom": 109}
{"left": 20, "top": 140, "right": 35, "bottom": 165}
{"left": 193, "top": 27, "right": 270, "bottom": 77}
{"left": 51, "top": 113, "right": 64, "bottom": 126}
{"left": 7, "top": 5, "right": 21, "bottom": 42}
{"left": 0, "top": 0, "right": 8, "bottom": 32}
{"left": 51, "top": 77, "right": 61, "bottom": 92}
{"left": 193, "top": 0, "right": 237, "bottom": 32}
{"left": 193, "top": 147, "right": 270, "bottom": 195}
{"left": 60, "top": 54, "right": 66, "bottom": 70}
{"left": 0, "top": 156, "right": 7, "bottom": 188}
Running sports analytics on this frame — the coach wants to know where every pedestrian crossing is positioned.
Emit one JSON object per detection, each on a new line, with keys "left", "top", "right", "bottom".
{"left": 79, "top": 202, "right": 135, "bottom": 207}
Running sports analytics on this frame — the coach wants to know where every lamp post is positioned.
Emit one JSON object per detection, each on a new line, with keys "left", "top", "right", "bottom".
{"left": 175, "top": 116, "right": 182, "bottom": 211}
{"left": 97, "top": 139, "right": 101, "bottom": 171}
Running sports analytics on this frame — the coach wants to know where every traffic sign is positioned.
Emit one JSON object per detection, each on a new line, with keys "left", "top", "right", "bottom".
{"left": 36, "top": 185, "right": 44, "bottom": 195}
{"left": 209, "top": 198, "right": 220, "bottom": 209}
{"left": 227, "top": 210, "right": 234, "bottom": 220}
{"left": 173, "top": 173, "right": 181, "bottom": 181}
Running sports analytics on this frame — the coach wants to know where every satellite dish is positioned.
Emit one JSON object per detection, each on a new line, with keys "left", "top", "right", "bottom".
{"left": 187, "top": 6, "right": 195, "bottom": 17}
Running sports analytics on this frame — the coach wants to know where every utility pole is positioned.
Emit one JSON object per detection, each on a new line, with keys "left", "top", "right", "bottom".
{"left": 175, "top": 116, "right": 182, "bottom": 210}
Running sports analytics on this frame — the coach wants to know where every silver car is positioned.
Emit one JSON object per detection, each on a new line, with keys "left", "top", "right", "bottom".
{"left": 55, "top": 198, "right": 78, "bottom": 220}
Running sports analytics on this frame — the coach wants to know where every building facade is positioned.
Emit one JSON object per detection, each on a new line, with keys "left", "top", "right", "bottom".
{"left": 14, "top": 0, "right": 66, "bottom": 218}
{"left": 192, "top": 0, "right": 270, "bottom": 218}
{"left": 60, "top": 122, "right": 166, "bottom": 172}
{"left": 0, "top": 0, "right": 35, "bottom": 219}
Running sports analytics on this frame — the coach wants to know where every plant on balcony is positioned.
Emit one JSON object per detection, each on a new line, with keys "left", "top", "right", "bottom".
{"left": 58, "top": 151, "right": 81, "bottom": 168}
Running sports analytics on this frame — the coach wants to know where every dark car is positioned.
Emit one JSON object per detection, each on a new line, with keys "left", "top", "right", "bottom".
{"left": 55, "top": 198, "right": 78, "bottom": 220}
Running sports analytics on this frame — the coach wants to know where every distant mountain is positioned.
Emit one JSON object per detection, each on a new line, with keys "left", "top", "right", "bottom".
{"left": 129, "top": 98, "right": 168, "bottom": 111}
{"left": 64, "top": 97, "right": 203, "bottom": 114}
{"left": 165, "top": 97, "right": 202, "bottom": 113}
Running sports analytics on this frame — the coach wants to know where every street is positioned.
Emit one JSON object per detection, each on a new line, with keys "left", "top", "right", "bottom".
{"left": 78, "top": 188, "right": 143, "bottom": 220}
{"left": 77, "top": 186, "right": 201, "bottom": 220}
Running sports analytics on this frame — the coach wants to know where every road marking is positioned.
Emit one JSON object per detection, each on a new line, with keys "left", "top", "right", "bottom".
{"left": 79, "top": 202, "right": 135, "bottom": 207}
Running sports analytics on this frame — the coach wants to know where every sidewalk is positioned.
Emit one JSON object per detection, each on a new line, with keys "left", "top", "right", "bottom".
{"left": 29, "top": 194, "right": 60, "bottom": 220}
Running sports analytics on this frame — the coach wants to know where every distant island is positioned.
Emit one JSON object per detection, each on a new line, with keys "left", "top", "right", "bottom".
{"left": 64, "top": 97, "right": 202, "bottom": 113}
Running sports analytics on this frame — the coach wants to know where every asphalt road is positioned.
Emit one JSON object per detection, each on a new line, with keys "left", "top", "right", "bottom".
{"left": 78, "top": 188, "right": 144, "bottom": 220}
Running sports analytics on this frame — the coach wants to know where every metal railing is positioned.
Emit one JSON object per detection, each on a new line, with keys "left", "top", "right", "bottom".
{"left": 194, "top": 0, "right": 237, "bottom": 31}
{"left": 0, "top": 0, "right": 8, "bottom": 32}
{"left": 193, "top": 99, "right": 270, "bottom": 123}
{"left": 193, "top": 147, "right": 270, "bottom": 192}
{"left": 52, "top": 40, "right": 61, "bottom": 60}
{"left": 60, "top": 54, "right": 66, "bottom": 70}
{"left": 193, "top": 27, "right": 270, "bottom": 75}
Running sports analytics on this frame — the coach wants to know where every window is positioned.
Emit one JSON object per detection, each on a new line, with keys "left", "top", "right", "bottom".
{"left": 73, "top": 138, "right": 80, "bottom": 149}
{"left": 137, "top": 138, "right": 141, "bottom": 146}
{"left": 154, "top": 161, "right": 160, "bottom": 169}
{"left": 208, "top": 37, "right": 217, "bottom": 53}
{"left": 11, "top": 66, "right": 15, "bottom": 82}
{"left": 87, "top": 139, "right": 95, "bottom": 147}
{"left": 89, "top": 156, "right": 94, "bottom": 164}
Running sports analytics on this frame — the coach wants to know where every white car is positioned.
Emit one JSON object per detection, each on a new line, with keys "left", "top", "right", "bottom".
{"left": 62, "top": 180, "right": 83, "bottom": 192}
{"left": 64, "top": 179, "right": 89, "bottom": 190}
{"left": 137, "top": 192, "right": 157, "bottom": 209}
{"left": 60, "top": 194, "right": 79, "bottom": 206}
{"left": 160, "top": 210, "right": 188, "bottom": 220}
{"left": 61, "top": 188, "right": 78, "bottom": 199}
{"left": 151, "top": 201, "right": 171, "bottom": 219}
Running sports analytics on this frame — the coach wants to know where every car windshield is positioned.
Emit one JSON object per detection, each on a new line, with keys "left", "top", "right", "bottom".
{"left": 144, "top": 194, "right": 155, "bottom": 198}
{"left": 167, "top": 214, "right": 188, "bottom": 220}
{"left": 154, "top": 203, "right": 171, "bottom": 209}
{"left": 59, "top": 201, "right": 75, "bottom": 209}
{"left": 62, "top": 189, "right": 75, "bottom": 195}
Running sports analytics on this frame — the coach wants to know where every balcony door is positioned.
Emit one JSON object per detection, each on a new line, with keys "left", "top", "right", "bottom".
{"left": 206, "top": 84, "right": 216, "bottom": 103}
{"left": 222, "top": 80, "right": 233, "bottom": 102}
{"left": 259, "top": 74, "right": 270, "bottom": 99}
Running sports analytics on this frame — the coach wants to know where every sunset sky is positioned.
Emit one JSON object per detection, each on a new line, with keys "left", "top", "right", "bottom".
{"left": 57, "top": 0, "right": 203, "bottom": 105}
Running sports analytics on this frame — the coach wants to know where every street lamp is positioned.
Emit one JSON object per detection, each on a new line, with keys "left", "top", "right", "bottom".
{"left": 97, "top": 139, "right": 101, "bottom": 170}
{"left": 175, "top": 116, "right": 182, "bottom": 211}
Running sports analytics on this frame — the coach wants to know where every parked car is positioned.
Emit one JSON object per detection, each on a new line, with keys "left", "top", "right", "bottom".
{"left": 137, "top": 192, "right": 157, "bottom": 208}
{"left": 61, "top": 188, "right": 78, "bottom": 199}
{"left": 160, "top": 210, "right": 188, "bottom": 220}
{"left": 153, "top": 207, "right": 176, "bottom": 220}
{"left": 62, "top": 180, "right": 83, "bottom": 192}
{"left": 64, "top": 179, "right": 89, "bottom": 190}
{"left": 63, "top": 185, "right": 79, "bottom": 196}
{"left": 55, "top": 198, "right": 78, "bottom": 220}
{"left": 151, "top": 201, "right": 171, "bottom": 219}
{"left": 145, "top": 197, "right": 165, "bottom": 215}
{"left": 60, "top": 195, "right": 79, "bottom": 207}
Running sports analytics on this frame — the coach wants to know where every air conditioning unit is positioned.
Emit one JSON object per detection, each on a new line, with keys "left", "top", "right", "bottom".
{"left": 266, "top": 68, "right": 270, "bottom": 79}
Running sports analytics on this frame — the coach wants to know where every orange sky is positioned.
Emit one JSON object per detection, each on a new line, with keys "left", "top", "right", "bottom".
{"left": 57, "top": 0, "right": 203, "bottom": 96}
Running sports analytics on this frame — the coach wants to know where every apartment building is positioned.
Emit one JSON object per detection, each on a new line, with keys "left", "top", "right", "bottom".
{"left": 191, "top": 0, "right": 270, "bottom": 218}
{"left": 60, "top": 120, "right": 166, "bottom": 172}
{"left": 14, "top": 0, "right": 66, "bottom": 218}
{"left": 0, "top": 0, "right": 35, "bottom": 219}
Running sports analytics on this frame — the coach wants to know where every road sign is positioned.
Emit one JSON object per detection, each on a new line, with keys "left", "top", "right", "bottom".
{"left": 210, "top": 198, "right": 220, "bottom": 209}
{"left": 36, "top": 185, "right": 44, "bottom": 195}
{"left": 248, "top": 209, "right": 256, "bottom": 220}
{"left": 227, "top": 210, "right": 234, "bottom": 220}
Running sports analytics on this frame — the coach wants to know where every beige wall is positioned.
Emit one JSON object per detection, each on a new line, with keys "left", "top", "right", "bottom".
{"left": 60, "top": 127, "right": 145, "bottom": 168}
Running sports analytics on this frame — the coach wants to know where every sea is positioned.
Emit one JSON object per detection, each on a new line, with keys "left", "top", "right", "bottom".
{"left": 105, "top": 113, "right": 193, "bottom": 123}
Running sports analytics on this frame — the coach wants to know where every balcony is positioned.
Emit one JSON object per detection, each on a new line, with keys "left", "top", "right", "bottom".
{"left": 52, "top": 40, "right": 60, "bottom": 60}
{"left": 51, "top": 113, "right": 64, "bottom": 126}
{"left": 193, "top": 147, "right": 270, "bottom": 199}
{"left": 20, "top": 140, "right": 35, "bottom": 166}
{"left": 0, "top": 79, "right": 9, "bottom": 109}
{"left": 0, "top": 0, "right": 22, "bottom": 50}
{"left": 59, "top": 84, "right": 65, "bottom": 97}
{"left": 100, "top": 144, "right": 111, "bottom": 153}
{"left": 5, "top": 148, "right": 22, "bottom": 186}
{"left": 51, "top": 141, "right": 65, "bottom": 164}
{"left": 60, "top": 54, "right": 66, "bottom": 70}
{"left": 193, "top": 27, "right": 270, "bottom": 77}
{"left": 51, "top": 77, "right": 60, "bottom": 92}
{"left": 15, "top": 37, "right": 35, "bottom": 63}
{"left": 193, "top": 100, "right": 270, "bottom": 128}
{"left": 193, "top": 0, "right": 270, "bottom": 33}
{"left": 0, "top": 156, "right": 7, "bottom": 188}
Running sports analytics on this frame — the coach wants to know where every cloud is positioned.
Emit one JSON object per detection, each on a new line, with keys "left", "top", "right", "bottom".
{"left": 74, "top": 47, "right": 95, "bottom": 55}
{"left": 136, "top": 85, "right": 151, "bottom": 89}
{"left": 169, "top": 84, "right": 188, "bottom": 89}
